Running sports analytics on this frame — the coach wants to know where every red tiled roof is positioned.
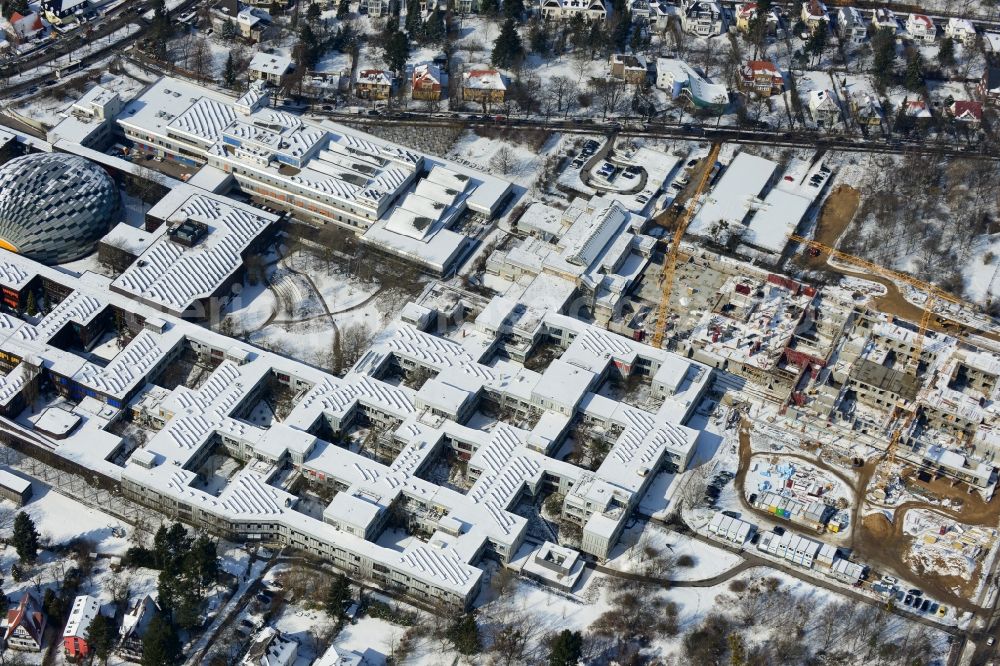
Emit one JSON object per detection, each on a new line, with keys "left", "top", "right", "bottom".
{"left": 747, "top": 60, "right": 778, "bottom": 73}
{"left": 952, "top": 100, "right": 983, "bottom": 120}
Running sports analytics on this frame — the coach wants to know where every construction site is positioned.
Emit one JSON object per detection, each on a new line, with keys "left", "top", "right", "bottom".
{"left": 569, "top": 138, "right": 999, "bottom": 626}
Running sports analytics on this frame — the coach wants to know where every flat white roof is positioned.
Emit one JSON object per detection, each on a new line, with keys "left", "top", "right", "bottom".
{"left": 689, "top": 153, "right": 777, "bottom": 237}
{"left": 324, "top": 492, "right": 383, "bottom": 531}
{"left": 0, "top": 468, "right": 30, "bottom": 494}
{"left": 742, "top": 188, "right": 812, "bottom": 254}
{"left": 31, "top": 407, "right": 80, "bottom": 436}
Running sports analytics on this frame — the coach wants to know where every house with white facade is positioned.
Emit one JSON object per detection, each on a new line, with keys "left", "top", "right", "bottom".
{"left": 539, "top": 0, "right": 608, "bottom": 22}
{"left": 871, "top": 8, "right": 899, "bottom": 33}
{"left": 680, "top": 0, "right": 724, "bottom": 36}
{"left": 809, "top": 89, "right": 841, "bottom": 127}
{"left": 837, "top": 6, "right": 866, "bottom": 45}
{"left": 906, "top": 13, "right": 936, "bottom": 43}
{"left": 945, "top": 17, "right": 977, "bottom": 44}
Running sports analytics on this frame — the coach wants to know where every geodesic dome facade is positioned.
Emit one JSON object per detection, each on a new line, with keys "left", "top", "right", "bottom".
{"left": 0, "top": 152, "right": 121, "bottom": 265}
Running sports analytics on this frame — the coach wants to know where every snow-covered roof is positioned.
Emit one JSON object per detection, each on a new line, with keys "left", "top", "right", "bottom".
{"left": 249, "top": 52, "right": 294, "bottom": 76}
{"left": 742, "top": 188, "right": 812, "bottom": 254}
{"left": 0, "top": 468, "right": 30, "bottom": 495}
{"left": 357, "top": 69, "right": 393, "bottom": 86}
{"left": 110, "top": 185, "right": 279, "bottom": 315}
{"left": 689, "top": 153, "right": 777, "bottom": 236}
{"left": 62, "top": 595, "right": 100, "bottom": 640}
{"left": 463, "top": 68, "right": 506, "bottom": 91}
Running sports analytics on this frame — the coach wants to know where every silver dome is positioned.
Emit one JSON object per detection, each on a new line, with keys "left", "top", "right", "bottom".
{"left": 0, "top": 153, "right": 121, "bottom": 265}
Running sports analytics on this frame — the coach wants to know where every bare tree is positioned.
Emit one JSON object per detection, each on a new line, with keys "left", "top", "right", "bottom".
{"left": 190, "top": 36, "right": 214, "bottom": 83}
{"left": 340, "top": 322, "right": 375, "bottom": 365}
{"left": 489, "top": 146, "right": 518, "bottom": 175}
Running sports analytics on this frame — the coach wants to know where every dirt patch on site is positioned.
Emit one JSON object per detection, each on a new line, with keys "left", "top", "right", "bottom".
{"left": 815, "top": 185, "right": 861, "bottom": 247}
{"left": 738, "top": 416, "right": 996, "bottom": 611}
{"left": 860, "top": 511, "right": 894, "bottom": 541}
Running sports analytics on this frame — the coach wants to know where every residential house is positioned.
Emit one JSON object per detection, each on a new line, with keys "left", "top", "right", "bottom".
{"left": 210, "top": 0, "right": 272, "bottom": 42}
{"left": 950, "top": 100, "right": 983, "bottom": 124}
{"left": 986, "top": 31, "right": 1000, "bottom": 53}
{"left": 3, "top": 593, "right": 46, "bottom": 652}
{"left": 41, "top": 0, "right": 86, "bottom": 25}
{"left": 850, "top": 94, "right": 883, "bottom": 127}
{"left": 739, "top": 60, "right": 784, "bottom": 96}
{"left": 734, "top": 2, "right": 755, "bottom": 32}
{"left": 656, "top": 57, "right": 729, "bottom": 111}
{"left": 356, "top": 69, "right": 394, "bottom": 100}
{"left": 314, "top": 645, "right": 365, "bottom": 666}
{"left": 809, "top": 89, "right": 841, "bottom": 126}
{"left": 412, "top": 63, "right": 445, "bottom": 101}
{"left": 242, "top": 627, "right": 298, "bottom": 666}
{"left": 609, "top": 54, "right": 648, "bottom": 84}
{"left": 979, "top": 67, "right": 1000, "bottom": 104}
{"left": 837, "top": 6, "right": 867, "bottom": 45}
{"left": 63, "top": 595, "right": 101, "bottom": 660}
{"left": 238, "top": 9, "right": 272, "bottom": 43}
{"left": 362, "top": 0, "right": 396, "bottom": 17}
{"left": 7, "top": 12, "right": 46, "bottom": 41}
{"left": 539, "top": 0, "right": 608, "bottom": 23}
{"left": 629, "top": 0, "right": 650, "bottom": 20}
{"left": 800, "top": 0, "right": 829, "bottom": 33}
{"left": 651, "top": 2, "right": 671, "bottom": 31}
{"left": 680, "top": 0, "right": 724, "bottom": 36}
{"left": 906, "top": 13, "right": 936, "bottom": 43}
{"left": 248, "top": 52, "right": 294, "bottom": 87}
{"left": 735, "top": 3, "right": 778, "bottom": 34}
{"left": 903, "top": 98, "right": 933, "bottom": 121}
{"left": 117, "top": 596, "right": 159, "bottom": 662}
{"left": 871, "top": 8, "right": 899, "bottom": 34}
{"left": 945, "top": 17, "right": 977, "bottom": 44}
{"left": 455, "top": 0, "right": 480, "bottom": 12}
{"left": 462, "top": 68, "right": 506, "bottom": 106}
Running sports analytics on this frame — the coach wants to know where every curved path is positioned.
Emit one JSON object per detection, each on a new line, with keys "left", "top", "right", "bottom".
{"left": 592, "top": 557, "right": 754, "bottom": 588}
{"left": 736, "top": 415, "right": 995, "bottom": 615}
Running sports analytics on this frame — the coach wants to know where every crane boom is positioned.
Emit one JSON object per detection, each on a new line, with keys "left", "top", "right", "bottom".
{"left": 787, "top": 234, "right": 950, "bottom": 472}
{"left": 651, "top": 143, "right": 721, "bottom": 349}
{"left": 788, "top": 233, "right": 970, "bottom": 363}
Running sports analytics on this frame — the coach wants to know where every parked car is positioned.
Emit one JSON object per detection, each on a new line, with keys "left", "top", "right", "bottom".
{"left": 904, "top": 595, "right": 914, "bottom": 606}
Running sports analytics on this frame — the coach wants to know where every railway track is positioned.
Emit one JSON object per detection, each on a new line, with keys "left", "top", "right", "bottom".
{"left": 332, "top": 112, "right": 998, "bottom": 160}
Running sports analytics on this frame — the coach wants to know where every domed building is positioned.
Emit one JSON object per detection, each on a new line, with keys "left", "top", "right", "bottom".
{"left": 0, "top": 153, "right": 121, "bottom": 265}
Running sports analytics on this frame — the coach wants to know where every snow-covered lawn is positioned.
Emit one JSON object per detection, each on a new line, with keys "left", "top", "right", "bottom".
{"left": 3, "top": 485, "right": 130, "bottom": 556}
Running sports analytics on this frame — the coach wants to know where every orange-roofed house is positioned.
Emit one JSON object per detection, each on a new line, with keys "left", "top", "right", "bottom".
{"left": 739, "top": 60, "right": 784, "bottom": 96}
{"left": 3, "top": 593, "right": 46, "bottom": 652}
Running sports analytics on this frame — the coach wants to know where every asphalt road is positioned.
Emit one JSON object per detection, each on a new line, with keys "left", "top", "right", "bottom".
{"left": 0, "top": 0, "right": 202, "bottom": 98}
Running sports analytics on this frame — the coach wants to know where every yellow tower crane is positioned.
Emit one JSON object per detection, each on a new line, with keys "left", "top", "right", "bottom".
{"left": 651, "top": 142, "right": 722, "bottom": 349}
{"left": 785, "top": 235, "right": 967, "bottom": 471}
